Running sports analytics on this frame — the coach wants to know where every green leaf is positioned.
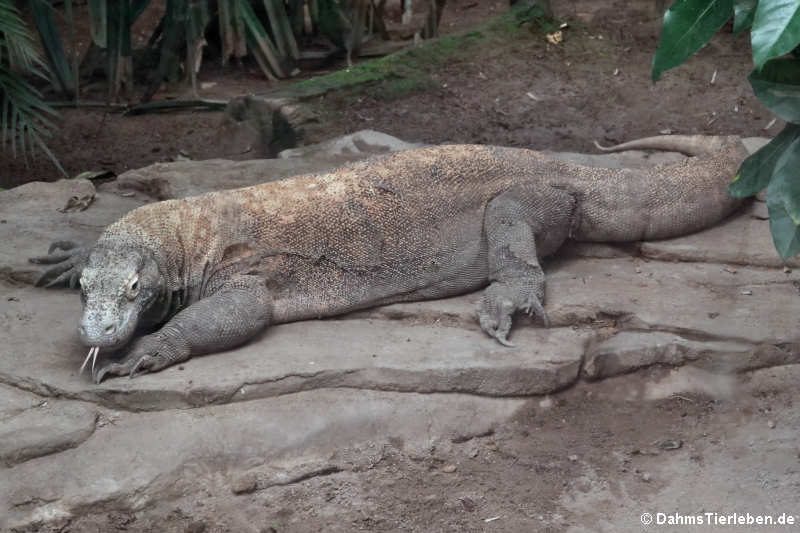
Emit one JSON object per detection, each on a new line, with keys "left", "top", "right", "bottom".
{"left": 131, "top": 0, "right": 151, "bottom": 22}
{"left": 652, "top": 0, "right": 733, "bottom": 81}
{"left": 733, "top": 0, "right": 757, "bottom": 34}
{"left": 107, "top": 0, "right": 133, "bottom": 94}
{"left": 766, "top": 136, "right": 800, "bottom": 224}
{"left": 751, "top": 0, "right": 800, "bottom": 69}
{"left": 263, "top": 0, "right": 299, "bottom": 62}
{"left": 240, "top": 0, "right": 286, "bottom": 78}
{"left": 30, "top": 0, "right": 74, "bottom": 95}
{"left": 767, "top": 201, "right": 800, "bottom": 258}
{"left": 730, "top": 123, "right": 800, "bottom": 197}
{"left": 0, "top": 0, "right": 64, "bottom": 175}
{"left": 748, "top": 57, "right": 800, "bottom": 121}
{"left": 87, "top": 0, "right": 107, "bottom": 47}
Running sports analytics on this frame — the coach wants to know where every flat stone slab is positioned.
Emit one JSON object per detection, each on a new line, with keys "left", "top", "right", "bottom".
{"left": 0, "top": 388, "right": 524, "bottom": 530}
{"left": 368, "top": 257, "right": 800, "bottom": 345}
{"left": 545, "top": 257, "right": 800, "bottom": 345}
{"left": 1, "top": 284, "right": 586, "bottom": 410}
{"left": 640, "top": 201, "right": 800, "bottom": 268}
{"left": 0, "top": 396, "right": 97, "bottom": 467}
{"left": 0, "top": 179, "right": 146, "bottom": 285}
{"left": 583, "top": 331, "right": 799, "bottom": 380}
{"left": 278, "top": 129, "right": 426, "bottom": 159}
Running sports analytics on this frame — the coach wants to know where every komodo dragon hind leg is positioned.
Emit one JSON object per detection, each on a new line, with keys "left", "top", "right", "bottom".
{"left": 29, "top": 241, "right": 89, "bottom": 288}
{"left": 93, "top": 274, "right": 273, "bottom": 383}
{"left": 477, "top": 184, "right": 576, "bottom": 346}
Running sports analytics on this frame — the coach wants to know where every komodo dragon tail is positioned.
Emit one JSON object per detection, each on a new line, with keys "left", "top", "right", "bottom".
{"left": 593, "top": 134, "right": 736, "bottom": 157}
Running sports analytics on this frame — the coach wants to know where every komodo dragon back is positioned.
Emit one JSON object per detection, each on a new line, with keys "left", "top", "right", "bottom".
{"left": 30, "top": 135, "right": 749, "bottom": 381}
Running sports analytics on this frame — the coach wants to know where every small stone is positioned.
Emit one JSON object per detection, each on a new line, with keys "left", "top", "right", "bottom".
{"left": 185, "top": 521, "right": 207, "bottom": 533}
{"left": 767, "top": 420, "right": 776, "bottom": 429}
{"left": 459, "top": 497, "right": 477, "bottom": 511}
{"left": 641, "top": 472, "right": 652, "bottom": 482}
{"left": 568, "top": 454, "right": 578, "bottom": 462}
{"left": 231, "top": 472, "right": 258, "bottom": 494}
{"left": 740, "top": 290, "right": 753, "bottom": 295}
{"left": 442, "top": 464, "right": 457, "bottom": 473}
{"left": 723, "top": 266, "right": 737, "bottom": 274}
{"left": 784, "top": 266, "right": 792, "bottom": 274}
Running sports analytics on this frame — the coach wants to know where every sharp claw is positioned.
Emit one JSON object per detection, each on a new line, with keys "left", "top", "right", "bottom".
{"left": 48, "top": 240, "right": 77, "bottom": 254}
{"left": 93, "top": 365, "right": 109, "bottom": 384}
{"left": 129, "top": 357, "right": 147, "bottom": 379}
{"left": 496, "top": 335, "right": 515, "bottom": 347}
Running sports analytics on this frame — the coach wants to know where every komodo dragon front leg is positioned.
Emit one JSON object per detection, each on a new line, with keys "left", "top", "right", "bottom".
{"left": 92, "top": 276, "right": 272, "bottom": 383}
{"left": 477, "top": 184, "right": 578, "bottom": 345}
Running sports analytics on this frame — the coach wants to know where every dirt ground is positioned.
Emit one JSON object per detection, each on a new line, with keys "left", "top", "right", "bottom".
{"left": 0, "top": 0, "right": 778, "bottom": 188}
{"left": 42, "top": 366, "right": 800, "bottom": 533}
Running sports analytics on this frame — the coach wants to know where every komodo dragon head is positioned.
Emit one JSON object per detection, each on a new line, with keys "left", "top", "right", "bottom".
{"left": 77, "top": 245, "right": 164, "bottom": 371}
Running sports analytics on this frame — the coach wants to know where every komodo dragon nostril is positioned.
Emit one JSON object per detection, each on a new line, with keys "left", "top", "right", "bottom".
{"left": 105, "top": 324, "right": 116, "bottom": 334}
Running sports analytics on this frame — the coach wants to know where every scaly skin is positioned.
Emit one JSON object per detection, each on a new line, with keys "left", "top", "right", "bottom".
{"left": 30, "top": 135, "right": 749, "bottom": 382}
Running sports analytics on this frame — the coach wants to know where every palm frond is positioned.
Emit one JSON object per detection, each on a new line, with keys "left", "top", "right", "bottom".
{"left": 0, "top": 1, "right": 48, "bottom": 74}
{"left": 30, "top": 0, "right": 74, "bottom": 95}
{"left": 0, "top": 0, "right": 65, "bottom": 175}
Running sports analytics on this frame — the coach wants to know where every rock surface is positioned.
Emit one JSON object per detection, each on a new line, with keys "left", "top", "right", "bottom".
{"left": 1, "top": 133, "right": 797, "bottom": 530}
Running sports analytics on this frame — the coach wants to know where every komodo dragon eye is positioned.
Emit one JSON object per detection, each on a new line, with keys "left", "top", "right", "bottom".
{"left": 125, "top": 275, "right": 140, "bottom": 300}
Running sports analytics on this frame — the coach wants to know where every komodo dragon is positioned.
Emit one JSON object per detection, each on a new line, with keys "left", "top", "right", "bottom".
{"left": 31, "top": 135, "right": 748, "bottom": 383}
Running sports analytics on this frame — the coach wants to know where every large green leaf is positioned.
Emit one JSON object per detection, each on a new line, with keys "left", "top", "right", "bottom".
{"left": 30, "top": 0, "right": 74, "bottom": 95}
{"left": 730, "top": 123, "right": 800, "bottom": 197}
{"left": 0, "top": 0, "right": 48, "bottom": 72}
{"left": 87, "top": 0, "right": 107, "bottom": 47}
{"left": 0, "top": 70, "right": 63, "bottom": 174}
{"left": 767, "top": 201, "right": 800, "bottom": 258}
{"left": 131, "top": 0, "right": 151, "bottom": 22}
{"left": 652, "top": 0, "right": 733, "bottom": 81}
{"left": 240, "top": 0, "right": 286, "bottom": 78}
{"left": 767, "top": 136, "right": 800, "bottom": 224}
{"left": 263, "top": 0, "right": 299, "bottom": 61}
{"left": 751, "top": 0, "right": 800, "bottom": 69}
{"left": 733, "top": 0, "right": 757, "bottom": 34}
{"left": 748, "top": 57, "right": 800, "bottom": 121}
{"left": 107, "top": 0, "right": 133, "bottom": 95}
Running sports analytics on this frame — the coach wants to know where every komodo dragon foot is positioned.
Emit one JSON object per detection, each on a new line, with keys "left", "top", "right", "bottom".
{"left": 29, "top": 241, "right": 89, "bottom": 288}
{"left": 477, "top": 283, "right": 549, "bottom": 347}
{"left": 92, "top": 330, "right": 191, "bottom": 383}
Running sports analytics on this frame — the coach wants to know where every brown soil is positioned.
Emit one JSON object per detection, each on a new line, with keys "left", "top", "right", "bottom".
{"left": 1, "top": 0, "right": 777, "bottom": 189}
{"left": 51, "top": 367, "right": 800, "bottom": 533}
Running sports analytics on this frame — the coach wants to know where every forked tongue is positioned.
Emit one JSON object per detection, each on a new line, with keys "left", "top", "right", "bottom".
{"left": 80, "top": 346, "right": 99, "bottom": 374}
